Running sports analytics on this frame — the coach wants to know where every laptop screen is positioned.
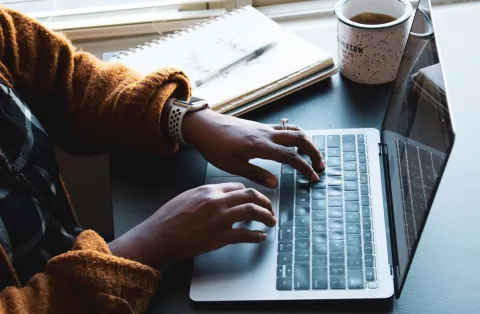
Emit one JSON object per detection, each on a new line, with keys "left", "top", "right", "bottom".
{"left": 381, "top": 0, "right": 455, "bottom": 295}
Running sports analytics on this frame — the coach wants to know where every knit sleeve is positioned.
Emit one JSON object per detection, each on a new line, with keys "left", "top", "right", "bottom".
{"left": 0, "top": 7, "right": 191, "bottom": 156}
{"left": 0, "top": 230, "right": 160, "bottom": 314}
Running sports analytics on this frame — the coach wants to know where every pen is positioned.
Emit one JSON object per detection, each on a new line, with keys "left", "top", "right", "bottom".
{"left": 194, "top": 42, "right": 276, "bottom": 87}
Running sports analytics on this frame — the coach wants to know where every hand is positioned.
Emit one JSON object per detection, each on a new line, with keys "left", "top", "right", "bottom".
{"left": 183, "top": 109, "right": 325, "bottom": 189}
{"left": 109, "top": 182, "right": 275, "bottom": 268}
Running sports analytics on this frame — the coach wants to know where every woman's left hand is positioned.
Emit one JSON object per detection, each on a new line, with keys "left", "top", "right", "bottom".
{"left": 183, "top": 109, "right": 324, "bottom": 189}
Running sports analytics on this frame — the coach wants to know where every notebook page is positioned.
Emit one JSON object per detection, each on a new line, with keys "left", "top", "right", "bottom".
{"left": 114, "top": 6, "right": 331, "bottom": 108}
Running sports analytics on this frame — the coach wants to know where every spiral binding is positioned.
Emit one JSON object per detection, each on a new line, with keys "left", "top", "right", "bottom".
{"left": 111, "top": 6, "right": 248, "bottom": 60}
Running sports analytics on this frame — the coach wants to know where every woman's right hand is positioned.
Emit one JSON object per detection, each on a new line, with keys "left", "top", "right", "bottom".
{"left": 109, "top": 182, "right": 275, "bottom": 268}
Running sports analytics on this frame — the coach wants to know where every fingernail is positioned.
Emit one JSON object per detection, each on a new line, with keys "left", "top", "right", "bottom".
{"left": 266, "top": 177, "right": 277, "bottom": 189}
{"left": 311, "top": 172, "right": 320, "bottom": 182}
{"left": 271, "top": 217, "right": 277, "bottom": 227}
{"left": 259, "top": 232, "right": 268, "bottom": 241}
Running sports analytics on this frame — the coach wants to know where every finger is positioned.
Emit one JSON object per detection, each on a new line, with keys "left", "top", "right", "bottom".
{"left": 227, "top": 160, "right": 278, "bottom": 189}
{"left": 271, "top": 130, "right": 325, "bottom": 171}
{"left": 214, "top": 182, "right": 246, "bottom": 193}
{"left": 221, "top": 228, "right": 268, "bottom": 245}
{"left": 223, "top": 186, "right": 273, "bottom": 214}
{"left": 224, "top": 203, "right": 276, "bottom": 227}
{"left": 271, "top": 124, "right": 301, "bottom": 131}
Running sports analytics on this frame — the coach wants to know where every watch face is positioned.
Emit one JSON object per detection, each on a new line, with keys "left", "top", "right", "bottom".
{"left": 173, "top": 97, "right": 209, "bottom": 109}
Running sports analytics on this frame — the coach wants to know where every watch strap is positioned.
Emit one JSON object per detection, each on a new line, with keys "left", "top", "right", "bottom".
{"left": 168, "top": 104, "right": 190, "bottom": 146}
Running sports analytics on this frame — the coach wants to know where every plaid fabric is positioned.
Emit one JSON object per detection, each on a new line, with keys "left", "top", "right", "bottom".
{"left": 0, "top": 80, "right": 81, "bottom": 285}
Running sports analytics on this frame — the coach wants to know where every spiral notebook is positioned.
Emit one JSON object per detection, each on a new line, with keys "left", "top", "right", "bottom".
{"left": 110, "top": 6, "right": 336, "bottom": 114}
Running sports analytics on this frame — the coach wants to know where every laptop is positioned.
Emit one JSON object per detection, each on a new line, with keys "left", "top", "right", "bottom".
{"left": 190, "top": 0, "right": 455, "bottom": 301}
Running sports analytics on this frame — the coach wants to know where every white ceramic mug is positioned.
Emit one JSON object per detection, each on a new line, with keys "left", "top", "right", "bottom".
{"left": 335, "top": 0, "right": 414, "bottom": 84}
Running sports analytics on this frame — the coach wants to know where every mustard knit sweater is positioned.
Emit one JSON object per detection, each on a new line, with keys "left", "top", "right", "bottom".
{"left": 0, "top": 6, "right": 192, "bottom": 314}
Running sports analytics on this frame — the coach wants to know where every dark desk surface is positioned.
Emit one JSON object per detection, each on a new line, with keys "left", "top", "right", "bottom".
{"left": 111, "top": 4, "right": 480, "bottom": 313}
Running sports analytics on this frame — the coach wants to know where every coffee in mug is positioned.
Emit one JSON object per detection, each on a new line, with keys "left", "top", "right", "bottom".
{"left": 335, "top": 0, "right": 414, "bottom": 84}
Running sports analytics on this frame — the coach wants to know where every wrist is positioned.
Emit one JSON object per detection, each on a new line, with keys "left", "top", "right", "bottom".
{"left": 182, "top": 109, "right": 216, "bottom": 148}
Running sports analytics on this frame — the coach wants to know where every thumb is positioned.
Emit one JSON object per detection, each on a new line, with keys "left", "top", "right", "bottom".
{"left": 230, "top": 161, "right": 278, "bottom": 189}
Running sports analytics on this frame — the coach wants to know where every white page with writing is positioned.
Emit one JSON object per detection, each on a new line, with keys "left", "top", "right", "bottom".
{"left": 113, "top": 6, "right": 331, "bottom": 107}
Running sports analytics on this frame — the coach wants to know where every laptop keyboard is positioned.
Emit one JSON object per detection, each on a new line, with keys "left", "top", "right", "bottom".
{"left": 396, "top": 139, "right": 444, "bottom": 254}
{"left": 276, "top": 134, "right": 378, "bottom": 291}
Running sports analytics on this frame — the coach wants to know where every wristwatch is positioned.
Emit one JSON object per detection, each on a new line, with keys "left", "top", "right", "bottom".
{"left": 168, "top": 96, "right": 209, "bottom": 146}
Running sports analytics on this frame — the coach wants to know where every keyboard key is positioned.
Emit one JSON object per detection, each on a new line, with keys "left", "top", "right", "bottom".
{"left": 358, "top": 144, "right": 366, "bottom": 154}
{"left": 296, "top": 195, "right": 309, "bottom": 205}
{"left": 344, "top": 161, "right": 357, "bottom": 171}
{"left": 360, "top": 184, "right": 369, "bottom": 195}
{"left": 296, "top": 228, "right": 310, "bottom": 239}
{"left": 296, "top": 176, "right": 310, "bottom": 187}
{"left": 295, "top": 206, "right": 310, "bottom": 216}
{"left": 343, "top": 152, "right": 356, "bottom": 161}
{"left": 327, "top": 135, "right": 340, "bottom": 148}
{"left": 327, "top": 157, "right": 341, "bottom": 167}
{"left": 329, "top": 218, "right": 344, "bottom": 229}
{"left": 295, "top": 216, "right": 310, "bottom": 227}
{"left": 312, "top": 233, "right": 327, "bottom": 243}
{"left": 328, "top": 197, "right": 343, "bottom": 207}
{"left": 330, "top": 253, "right": 345, "bottom": 265}
{"left": 277, "top": 278, "right": 292, "bottom": 290}
{"left": 286, "top": 266, "right": 293, "bottom": 277}
{"left": 345, "top": 201, "right": 360, "bottom": 212}
{"left": 296, "top": 187, "right": 310, "bottom": 195}
{"left": 361, "top": 196, "right": 370, "bottom": 206}
{"left": 365, "top": 268, "right": 376, "bottom": 281}
{"left": 314, "top": 135, "right": 326, "bottom": 151}
{"left": 358, "top": 153, "right": 367, "bottom": 163}
{"left": 347, "top": 234, "right": 362, "bottom": 246}
{"left": 281, "top": 164, "right": 295, "bottom": 175}
{"left": 278, "top": 242, "right": 293, "bottom": 253}
{"left": 364, "top": 242, "right": 374, "bottom": 254}
{"left": 326, "top": 166, "right": 342, "bottom": 176}
{"left": 312, "top": 221, "right": 327, "bottom": 232}
{"left": 342, "top": 142, "right": 356, "bottom": 152}
{"left": 364, "top": 230, "right": 373, "bottom": 242}
{"left": 362, "top": 206, "right": 370, "bottom": 217}
{"left": 328, "top": 186, "right": 343, "bottom": 197}
{"left": 342, "top": 134, "right": 355, "bottom": 143}
{"left": 294, "top": 263, "right": 310, "bottom": 290}
{"left": 312, "top": 210, "right": 327, "bottom": 221}
{"left": 360, "top": 173, "right": 368, "bottom": 184}
{"left": 344, "top": 181, "right": 359, "bottom": 191}
{"left": 327, "top": 176, "right": 343, "bottom": 186}
{"left": 277, "top": 253, "right": 293, "bottom": 265}
{"left": 299, "top": 154, "right": 311, "bottom": 165}
{"left": 279, "top": 228, "right": 293, "bottom": 241}
{"left": 357, "top": 134, "right": 365, "bottom": 143}
{"left": 346, "top": 246, "right": 362, "bottom": 257}
{"left": 363, "top": 219, "right": 372, "bottom": 229}
{"left": 368, "top": 282, "right": 378, "bottom": 289}
{"left": 327, "top": 148, "right": 341, "bottom": 157}
{"left": 344, "top": 171, "right": 358, "bottom": 181}
{"left": 329, "top": 230, "right": 344, "bottom": 240}
{"left": 359, "top": 163, "right": 367, "bottom": 173}
{"left": 312, "top": 268, "right": 328, "bottom": 289}
{"left": 328, "top": 207, "right": 343, "bottom": 218}
{"left": 312, "top": 180, "right": 326, "bottom": 189}
{"left": 365, "top": 255, "right": 376, "bottom": 267}
{"left": 295, "top": 252, "right": 310, "bottom": 262}
{"left": 329, "top": 240, "right": 344, "bottom": 251}
{"left": 330, "top": 265, "right": 345, "bottom": 276}
{"left": 346, "top": 223, "right": 361, "bottom": 234}
{"left": 313, "top": 243, "right": 328, "bottom": 255}
{"left": 345, "top": 212, "right": 360, "bottom": 223}
{"left": 312, "top": 199, "right": 326, "bottom": 210}
{"left": 277, "top": 266, "right": 285, "bottom": 277}
{"left": 347, "top": 258, "right": 363, "bottom": 270}
{"left": 279, "top": 175, "right": 294, "bottom": 226}
{"left": 348, "top": 270, "right": 365, "bottom": 289}
{"left": 295, "top": 239, "right": 309, "bottom": 251}
{"left": 312, "top": 189, "right": 326, "bottom": 200}
{"left": 345, "top": 191, "right": 359, "bottom": 201}
{"left": 312, "top": 256, "right": 328, "bottom": 267}
{"left": 330, "top": 276, "right": 346, "bottom": 289}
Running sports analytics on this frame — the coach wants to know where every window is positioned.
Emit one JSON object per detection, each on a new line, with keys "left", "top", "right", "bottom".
{"left": 0, "top": 0, "right": 466, "bottom": 41}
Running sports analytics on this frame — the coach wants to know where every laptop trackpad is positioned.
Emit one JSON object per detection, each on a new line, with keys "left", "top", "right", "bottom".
{"left": 209, "top": 176, "right": 278, "bottom": 242}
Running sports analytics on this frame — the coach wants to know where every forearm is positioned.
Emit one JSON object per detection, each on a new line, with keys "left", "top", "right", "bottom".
{"left": 0, "top": 7, "right": 191, "bottom": 156}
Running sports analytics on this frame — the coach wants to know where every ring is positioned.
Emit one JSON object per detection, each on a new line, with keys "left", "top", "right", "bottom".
{"left": 280, "top": 118, "right": 288, "bottom": 131}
